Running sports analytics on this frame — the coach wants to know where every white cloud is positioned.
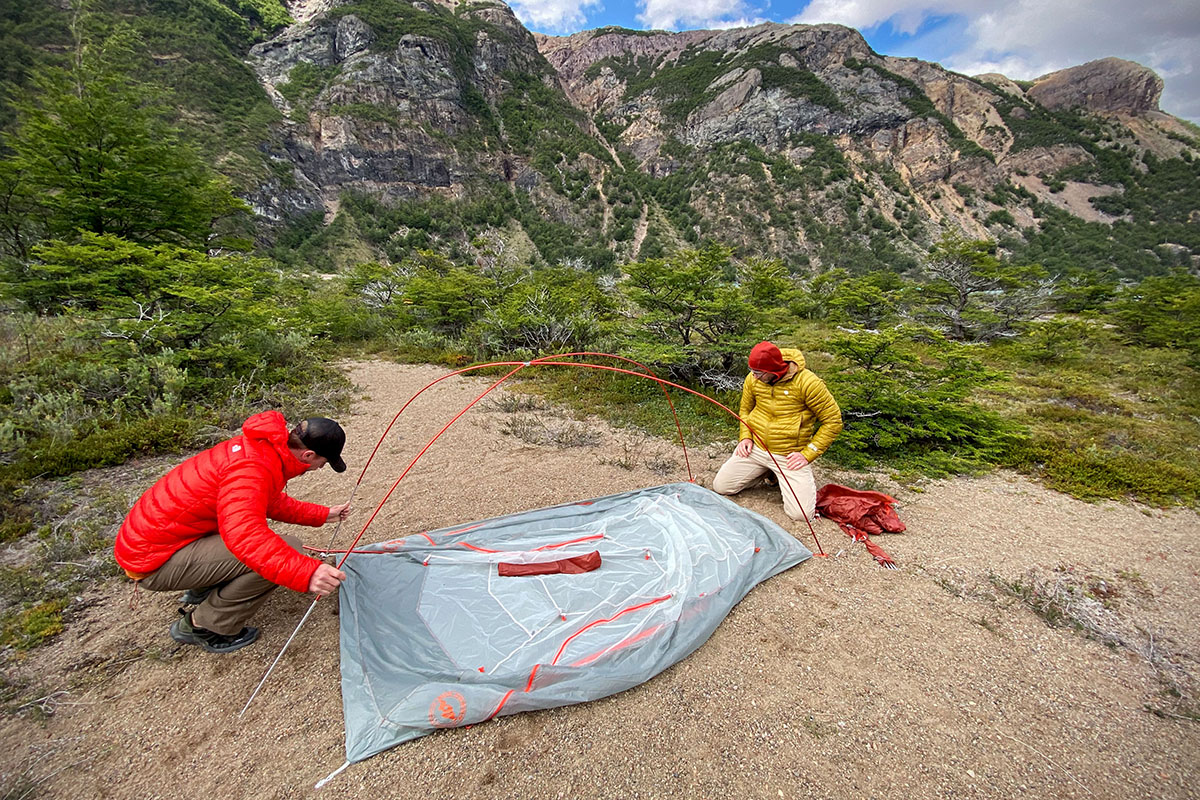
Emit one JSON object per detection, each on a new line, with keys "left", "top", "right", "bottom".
{"left": 790, "top": 0, "right": 994, "bottom": 34}
{"left": 637, "top": 0, "right": 763, "bottom": 31}
{"left": 509, "top": 0, "right": 604, "bottom": 33}
{"left": 789, "top": 0, "right": 1200, "bottom": 121}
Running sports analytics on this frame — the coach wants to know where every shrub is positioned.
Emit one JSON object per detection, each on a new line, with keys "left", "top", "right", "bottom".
{"left": 1007, "top": 439, "right": 1200, "bottom": 505}
{"left": 5, "top": 415, "right": 196, "bottom": 481}
{"left": 824, "top": 326, "right": 1021, "bottom": 474}
{"left": 0, "top": 598, "right": 66, "bottom": 650}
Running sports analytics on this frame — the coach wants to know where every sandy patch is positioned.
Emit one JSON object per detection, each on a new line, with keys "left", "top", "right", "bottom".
{"left": 1, "top": 360, "right": 1196, "bottom": 799}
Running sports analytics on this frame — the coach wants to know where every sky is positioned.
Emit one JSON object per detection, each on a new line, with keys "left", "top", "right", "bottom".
{"left": 509, "top": 0, "right": 1200, "bottom": 123}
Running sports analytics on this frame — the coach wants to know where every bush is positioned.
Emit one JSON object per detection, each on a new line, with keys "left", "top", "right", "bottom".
{"left": 824, "top": 327, "right": 1021, "bottom": 474}
{"left": 1106, "top": 271, "right": 1200, "bottom": 361}
{"left": 1008, "top": 439, "right": 1200, "bottom": 505}
{"left": 0, "top": 598, "right": 66, "bottom": 650}
{"left": 1013, "top": 318, "right": 1094, "bottom": 365}
{"left": 4, "top": 415, "right": 196, "bottom": 481}
{"left": 470, "top": 273, "right": 608, "bottom": 357}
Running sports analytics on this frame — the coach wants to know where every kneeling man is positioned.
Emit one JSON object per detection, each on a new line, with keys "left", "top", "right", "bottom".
{"left": 713, "top": 341, "right": 843, "bottom": 521}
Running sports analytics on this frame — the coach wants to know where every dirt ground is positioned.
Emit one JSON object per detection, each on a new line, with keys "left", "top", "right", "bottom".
{"left": 1, "top": 359, "right": 1197, "bottom": 800}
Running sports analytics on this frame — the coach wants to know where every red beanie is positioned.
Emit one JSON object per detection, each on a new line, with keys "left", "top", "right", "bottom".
{"left": 748, "top": 341, "right": 787, "bottom": 377}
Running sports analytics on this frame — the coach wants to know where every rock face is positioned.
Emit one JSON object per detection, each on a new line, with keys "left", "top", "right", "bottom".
{"left": 1027, "top": 57, "right": 1163, "bottom": 114}
{"left": 541, "top": 23, "right": 903, "bottom": 150}
{"left": 235, "top": 3, "right": 1193, "bottom": 268}
{"left": 246, "top": 0, "right": 549, "bottom": 217}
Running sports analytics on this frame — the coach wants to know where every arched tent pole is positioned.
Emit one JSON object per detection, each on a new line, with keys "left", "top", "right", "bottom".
{"left": 332, "top": 363, "right": 529, "bottom": 572}
{"left": 337, "top": 358, "right": 824, "bottom": 563}
{"left": 326, "top": 353, "right": 693, "bottom": 549}
{"left": 325, "top": 359, "right": 525, "bottom": 551}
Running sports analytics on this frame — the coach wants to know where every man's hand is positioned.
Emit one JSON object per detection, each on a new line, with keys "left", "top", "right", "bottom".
{"left": 326, "top": 503, "right": 351, "bottom": 523}
{"left": 309, "top": 563, "right": 346, "bottom": 595}
{"left": 785, "top": 452, "right": 810, "bottom": 470}
{"left": 734, "top": 438, "right": 753, "bottom": 458}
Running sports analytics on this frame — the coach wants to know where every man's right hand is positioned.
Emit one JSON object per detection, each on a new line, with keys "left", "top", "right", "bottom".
{"left": 734, "top": 438, "right": 753, "bottom": 458}
{"left": 309, "top": 563, "right": 346, "bottom": 595}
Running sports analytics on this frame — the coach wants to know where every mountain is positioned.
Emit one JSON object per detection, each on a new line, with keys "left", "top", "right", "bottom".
{"left": 6, "top": 0, "right": 1200, "bottom": 276}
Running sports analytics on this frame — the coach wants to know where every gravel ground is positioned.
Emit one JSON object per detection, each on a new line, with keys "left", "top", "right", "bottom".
{"left": 1, "top": 359, "right": 1197, "bottom": 800}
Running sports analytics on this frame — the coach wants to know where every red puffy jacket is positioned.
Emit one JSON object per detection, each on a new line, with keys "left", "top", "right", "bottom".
{"left": 114, "top": 411, "right": 328, "bottom": 593}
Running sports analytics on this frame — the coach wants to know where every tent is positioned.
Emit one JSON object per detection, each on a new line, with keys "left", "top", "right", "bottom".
{"left": 336, "top": 481, "right": 811, "bottom": 763}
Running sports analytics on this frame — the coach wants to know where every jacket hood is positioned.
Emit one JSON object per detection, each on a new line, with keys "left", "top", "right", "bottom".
{"left": 242, "top": 410, "right": 290, "bottom": 445}
{"left": 779, "top": 347, "right": 807, "bottom": 372}
{"left": 242, "top": 410, "right": 310, "bottom": 479}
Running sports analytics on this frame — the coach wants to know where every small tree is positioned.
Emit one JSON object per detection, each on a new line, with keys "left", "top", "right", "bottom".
{"left": 917, "top": 234, "right": 1052, "bottom": 341}
{"left": 401, "top": 251, "right": 500, "bottom": 337}
{"left": 0, "top": 25, "right": 244, "bottom": 257}
{"left": 791, "top": 268, "right": 847, "bottom": 321}
{"left": 825, "top": 326, "right": 1019, "bottom": 473}
{"left": 470, "top": 265, "right": 616, "bottom": 357}
{"left": 18, "top": 233, "right": 273, "bottom": 354}
{"left": 1107, "top": 271, "right": 1200, "bottom": 365}
{"left": 621, "top": 244, "right": 758, "bottom": 380}
{"left": 827, "top": 271, "right": 910, "bottom": 329}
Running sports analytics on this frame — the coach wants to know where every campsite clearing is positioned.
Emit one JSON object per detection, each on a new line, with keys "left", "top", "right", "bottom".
{"left": 1, "top": 360, "right": 1197, "bottom": 799}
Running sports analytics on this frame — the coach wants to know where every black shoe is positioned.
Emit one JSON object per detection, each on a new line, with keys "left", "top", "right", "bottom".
{"left": 169, "top": 613, "right": 259, "bottom": 654}
{"left": 178, "top": 585, "right": 217, "bottom": 605}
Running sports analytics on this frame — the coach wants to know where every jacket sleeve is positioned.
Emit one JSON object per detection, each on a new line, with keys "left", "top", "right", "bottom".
{"left": 267, "top": 492, "right": 329, "bottom": 527}
{"left": 737, "top": 374, "right": 757, "bottom": 442}
{"left": 217, "top": 461, "right": 321, "bottom": 593}
{"left": 800, "top": 374, "right": 843, "bottom": 462}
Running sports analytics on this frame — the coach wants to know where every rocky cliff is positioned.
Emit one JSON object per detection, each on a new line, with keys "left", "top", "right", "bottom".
{"left": 237, "top": 1, "right": 1199, "bottom": 274}
{"left": 245, "top": 0, "right": 549, "bottom": 220}
{"left": 1027, "top": 58, "right": 1163, "bottom": 115}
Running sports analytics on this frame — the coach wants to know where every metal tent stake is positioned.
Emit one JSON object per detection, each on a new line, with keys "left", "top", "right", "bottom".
{"left": 240, "top": 597, "right": 320, "bottom": 717}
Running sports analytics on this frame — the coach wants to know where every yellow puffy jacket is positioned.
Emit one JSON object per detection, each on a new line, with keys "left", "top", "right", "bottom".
{"left": 737, "top": 347, "right": 843, "bottom": 461}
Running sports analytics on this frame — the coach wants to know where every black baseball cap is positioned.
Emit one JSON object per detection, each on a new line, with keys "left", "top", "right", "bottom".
{"left": 297, "top": 417, "right": 347, "bottom": 473}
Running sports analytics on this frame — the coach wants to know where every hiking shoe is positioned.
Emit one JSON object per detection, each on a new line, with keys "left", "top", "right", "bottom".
{"left": 178, "top": 585, "right": 217, "bottom": 605}
{"left": 169, "top": 613, "right": 259, "bottom": 654}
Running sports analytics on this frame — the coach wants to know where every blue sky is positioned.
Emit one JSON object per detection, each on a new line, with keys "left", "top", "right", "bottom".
{"left": 510, "top": 0, "right": 1200, "bottom": 123}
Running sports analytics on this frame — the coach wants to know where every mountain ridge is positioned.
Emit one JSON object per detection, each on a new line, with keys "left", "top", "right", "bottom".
{"left": 223, "top": 0, "right": 1198, "bottom": 276}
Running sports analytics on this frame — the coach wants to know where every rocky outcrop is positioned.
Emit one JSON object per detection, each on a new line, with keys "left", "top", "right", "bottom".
{"left": 542, "top": 23, "right": 918, "bottom": 157}
{"left": 1027, "top": 57, "right": 1163, "bottom": 114}
{"left": 247, "top": 1, "right": 550, "bottom": 218}
{"left": 234, "top": 4, "right": 1194, "bottom": 267}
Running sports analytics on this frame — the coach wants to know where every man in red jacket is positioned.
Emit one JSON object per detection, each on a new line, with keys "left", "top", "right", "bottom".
{"left": 115, "top": 411, "right": 352, "bottom": 653}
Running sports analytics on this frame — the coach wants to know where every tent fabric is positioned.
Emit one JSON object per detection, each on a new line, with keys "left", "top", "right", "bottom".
{"left": 815, "top": 483, "right": 905, "bottom": 568}
{"left": 337, "top": 482, "right": 811, "bottom": 763}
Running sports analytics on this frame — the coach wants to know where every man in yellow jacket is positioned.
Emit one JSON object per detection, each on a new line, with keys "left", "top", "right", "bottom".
{"left": 713, "top": 341, "right": 843, "bottom": 520}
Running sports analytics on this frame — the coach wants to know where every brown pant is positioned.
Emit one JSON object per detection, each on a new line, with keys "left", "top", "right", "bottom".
{"left": 139, "top": 533, "right": 304, "bottom": 635}
{"left": 712, "top": 446, "right": 817, "bottom": 521}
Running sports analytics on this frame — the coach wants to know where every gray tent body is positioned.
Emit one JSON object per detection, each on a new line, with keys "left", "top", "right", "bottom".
{"left": 338, "top": 482, "right": 811, "bottom": 763}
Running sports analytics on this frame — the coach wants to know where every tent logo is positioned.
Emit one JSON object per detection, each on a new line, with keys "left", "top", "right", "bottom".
{"left": 428, "top": 691, "right": 466, "bottom": 727}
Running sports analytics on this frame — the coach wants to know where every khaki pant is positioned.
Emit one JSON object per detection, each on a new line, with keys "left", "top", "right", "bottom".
{"left": 712, "top": 446, "right": 817, "bottom": 521}
{"left": 139, "top": 533, "right": 303, "bottom": 635}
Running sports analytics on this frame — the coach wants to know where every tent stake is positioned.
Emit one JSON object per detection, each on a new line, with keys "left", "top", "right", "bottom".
{"left": 315, "top": 760, "right": 350, "bottom": 790}
{"left": 240, "top": 597, "right": 320, "bottom": 717}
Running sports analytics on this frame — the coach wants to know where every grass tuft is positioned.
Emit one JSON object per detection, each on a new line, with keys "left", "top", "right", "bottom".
{"left": 499, "top": 415, "right": 603, "bottom": 448}
{"left": 995, "top": 565, "right": 1197, "bottom": 720}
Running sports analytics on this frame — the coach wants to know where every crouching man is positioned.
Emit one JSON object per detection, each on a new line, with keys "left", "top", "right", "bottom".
{"left": 713, "top": 341, "right": 843, "bottom": 521}
{"left": 114, "top": 411, "right": 351, "bottom": 653}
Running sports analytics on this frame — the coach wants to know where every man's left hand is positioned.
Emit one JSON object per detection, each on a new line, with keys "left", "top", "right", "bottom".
{"left": 785, "top": 452, "right": 810, "bottom": 470}
{"left": 327, "top": 503, "right": 352, "bottom": 523}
